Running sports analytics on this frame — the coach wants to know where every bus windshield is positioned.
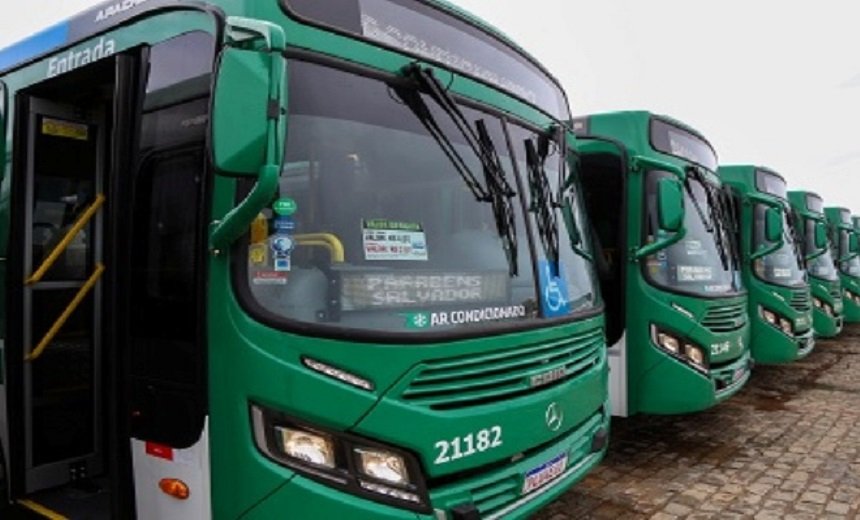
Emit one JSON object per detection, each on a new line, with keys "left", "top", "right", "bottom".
{"left": 239, "top": 60, "right": 595, "bottom": 336}
{"left": 644, "top": 171, "right": 738, "bottom": 296}
{"left": 753, "top": 204, "right": 806, "bottom": 286}
{"left": 839, "top": 230, "right": 860, "bottom": 277}
{"left": 804, "top": 219, "right": 838, "bottom": 281}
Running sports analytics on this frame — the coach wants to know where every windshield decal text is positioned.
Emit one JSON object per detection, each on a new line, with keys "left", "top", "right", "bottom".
{"left": 404, "top": 304, "right": 526, "bottom": 329}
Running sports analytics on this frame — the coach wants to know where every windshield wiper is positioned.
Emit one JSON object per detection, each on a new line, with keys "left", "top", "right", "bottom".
{"left": 399, "top": 64, "right": 519, "bottom": 276}
{"left": 525, "top": 136, "right": 559, "bottom": 268}
{"left": 687, "top": 168, "right": 731, "bottom": 271}
{"left": 476, "top": 119, "right": 519, "bottom": 276}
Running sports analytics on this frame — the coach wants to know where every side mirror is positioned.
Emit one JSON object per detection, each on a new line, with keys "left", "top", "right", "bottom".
{"left": 657, "top": 177, "right": 684, "bottom": 232}
{"left": 814, "top": 221, "right": 828, "bottom": 250}
{"left": 211, "top": 18, "right": 287, "bottom": 176}
{"left": 765, "top": 207, "right": 783, "bottom": 243}
{"left": 209, "top": 18, "right": 287, "bottom": 251}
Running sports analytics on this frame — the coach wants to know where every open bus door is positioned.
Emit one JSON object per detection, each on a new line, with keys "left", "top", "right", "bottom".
{"left": 569, "top": 132, "right": 631, "bottom": 415}
{"left": 5, "top": 55, "right": 138, "bottom": 519}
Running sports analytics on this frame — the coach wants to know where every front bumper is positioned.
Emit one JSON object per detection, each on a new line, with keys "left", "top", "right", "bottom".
{"left": 812, "top": 306, "right": 843, "bottom": 338}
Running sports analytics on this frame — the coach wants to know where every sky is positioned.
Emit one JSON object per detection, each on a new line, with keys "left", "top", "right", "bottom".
{"left": 1, "top": 0, "right": 859, "bottom": 211}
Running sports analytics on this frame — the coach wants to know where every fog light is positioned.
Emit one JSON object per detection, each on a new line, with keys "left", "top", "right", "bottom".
{"left": 355, "top": 448, "right": 410, "bottom": 485}
{"left": 276, "top": 427, "right": 336, "bottom": 468}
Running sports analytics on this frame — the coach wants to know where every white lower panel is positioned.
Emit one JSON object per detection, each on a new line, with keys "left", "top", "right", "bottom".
{"left": 608, "top": 334, "right": 628, "bottom": 417}
{"left": 131, "top": 418, "right": 211, "bottom": 520}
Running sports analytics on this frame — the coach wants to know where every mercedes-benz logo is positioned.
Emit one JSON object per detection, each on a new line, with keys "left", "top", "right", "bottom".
{"left": 545, "top": 402, "right": 564, "bottom": 432}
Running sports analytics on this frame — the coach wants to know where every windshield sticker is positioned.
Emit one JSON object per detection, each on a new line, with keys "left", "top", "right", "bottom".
{"left": 341, "top": 271, "right": 508, "bottom": 310}
{"left": 271, "top": 234, "right": 294, "bottom": 273}
{"left": 676, "top": 265, "right": 715, "bottom": 282}
{"left": 684, "top": 240, "right": 705, "bottom": 256}
{"left": 772, "top": 267, "right": 792, "bottom": 279}
{"left": 274, "top": 216, "right": 296, "bottom": 232}
{"left": 253, "top": 271, "right": 288, "bottom": 286}
{"left": 249, "top": 244, "right": 268, "bottom": 266}
{"left": 273, "top": 198, "right": 298, "bottom": 216}
{"left": 538, "top": 260, "right": 570, "bottom": 318}
{"left": 362, "top": 219, "right": 429, "bottom": 261}
{"left": 403, "top": 305, "right": 527, "bottom": 329}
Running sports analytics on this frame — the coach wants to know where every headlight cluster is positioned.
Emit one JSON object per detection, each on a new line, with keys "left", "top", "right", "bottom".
{"left": 845, "top": 290, "right": 860, "bottom": 306}
{"left": 651, "top": 325, "right": 708, "bottom": 373}
{"left": 760, "top": 307, "right": 793, "bottom": 335}
{"left": 251, "top": 404, "right": 429, "bottom": 512}
{"left": 812, "top": 297, "right": 837, "bottom": 317}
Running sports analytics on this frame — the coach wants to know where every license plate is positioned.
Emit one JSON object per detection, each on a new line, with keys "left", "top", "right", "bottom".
{"left": 522, "top": 453, "right": 568, "bottom": 494}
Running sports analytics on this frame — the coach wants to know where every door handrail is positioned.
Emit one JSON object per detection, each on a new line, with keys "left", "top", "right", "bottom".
{"left": 27, "top": 193, "right": 105, "bottom": 285}
{"left": 26, "top": 263, "right": 105, "bottom": 362}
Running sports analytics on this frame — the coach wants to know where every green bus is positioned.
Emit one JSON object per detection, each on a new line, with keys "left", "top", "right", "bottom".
{"left": 825, "top": 207, "right": 860, "bottom": 322}
{"left": 788, "top": 191, "right": 844, "bottom": 338}
{"left": 0, "top": 0, "right": 610, "bottom": 518}
{"left": 572, "top": 111, "right": 751, "bottom": 416}
{"left": 720, "top": 166, "right": 814, "bottom": 363}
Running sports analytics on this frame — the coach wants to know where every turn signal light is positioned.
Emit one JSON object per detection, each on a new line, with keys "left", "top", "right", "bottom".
{"left": 159, "top": 478, "right": 190, "bottom": 500}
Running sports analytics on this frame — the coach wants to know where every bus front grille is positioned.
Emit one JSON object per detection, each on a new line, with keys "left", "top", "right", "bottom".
{"left": 701, "top": 302, "right": 747, "bottom": 332}
{"left": 401, "top": 330, "right": 603, "bottom": 410}
{"left": 790, "top": 290, "right": 811, "bottom": 312}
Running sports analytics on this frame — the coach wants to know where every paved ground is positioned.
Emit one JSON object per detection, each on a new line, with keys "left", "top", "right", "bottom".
{"left": 535, "top": 324, "right": 860, "bottom": 520}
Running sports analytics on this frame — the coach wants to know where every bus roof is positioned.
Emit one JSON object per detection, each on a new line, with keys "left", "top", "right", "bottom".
{"left": 0, "top": 0, "right": 560, "bottom": 98}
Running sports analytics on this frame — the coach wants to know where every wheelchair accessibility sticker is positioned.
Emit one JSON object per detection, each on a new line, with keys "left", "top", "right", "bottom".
{"left": 538, "top": 260, "right": 570, "bottom": 318}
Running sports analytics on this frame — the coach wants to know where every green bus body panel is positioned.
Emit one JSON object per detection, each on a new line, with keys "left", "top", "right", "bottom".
{"left": 825, "top": 207, "right": 860, "bottom": 323}
{"left": 788, "top": 190, "right": 844, "bottom": 338}
{"left": 205, "top": 2, "right": 605, "bottom": 518}
{"left": 578, "top": 111, "right": 751, "bottom": 416}
{"left": 720, "top": 166, "right": 814, "bottom": 363}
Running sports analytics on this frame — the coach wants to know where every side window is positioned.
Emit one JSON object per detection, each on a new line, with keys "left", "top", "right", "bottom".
{"left": 129, "top": 31, "right": 213, "bottom": 447}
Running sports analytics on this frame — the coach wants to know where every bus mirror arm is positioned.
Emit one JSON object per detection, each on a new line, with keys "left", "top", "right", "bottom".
{"left": 750, "top": 241, "right": 781, "bottom": 261}
{"left": 630, "top": 155, "right": 684, "bottom": 179}
{"left": 210, "top": 164, "right": 280, "bottom": 253}
{"left": 633, "top": 227, "right": 686, "bottom": 261}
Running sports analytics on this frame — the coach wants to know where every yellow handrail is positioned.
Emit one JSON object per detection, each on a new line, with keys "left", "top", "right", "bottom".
{"left": 27, "top": 194, "right": 105, "bottom": 285}
{"left": 294, "top": 233, "right": 345, "bottom": 263}
{"left": 26, "top": 263, "right": 105, "bottom": 362}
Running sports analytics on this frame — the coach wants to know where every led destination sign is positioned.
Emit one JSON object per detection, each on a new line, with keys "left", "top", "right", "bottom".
{"left": 340, "top": 271, "right": 509, "bottom": 311}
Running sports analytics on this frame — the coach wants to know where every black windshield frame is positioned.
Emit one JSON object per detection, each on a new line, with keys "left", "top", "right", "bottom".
{"left": 279, "top": 0, "right": 570, "bottom": 121}
{"left": 230, "top": 52, "right": 602, "bottom": 344}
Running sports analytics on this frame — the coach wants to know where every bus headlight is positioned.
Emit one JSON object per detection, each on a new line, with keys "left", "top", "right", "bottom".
{"left": 651, "top": 325, "right": 708, "bottom": 373}
{"left": 251, "top": 404, "right": 429, "bottom": 512}
{"left": 655, "top": 331, "right": 680, "bottom": 353}
{"left": 276, "top": 426, "right": 337, "bottom": 468}
{"left": 684, "top": 343, "right": 706, "bottom": 369}
{"left": 813, "top": 297, "right": 823, "bottom": 309}
{"left": 759, "top": 306, "right": 793, "bottom": 336}
{"left": 356, "top": 448, "right": 410, "bottom": 485}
